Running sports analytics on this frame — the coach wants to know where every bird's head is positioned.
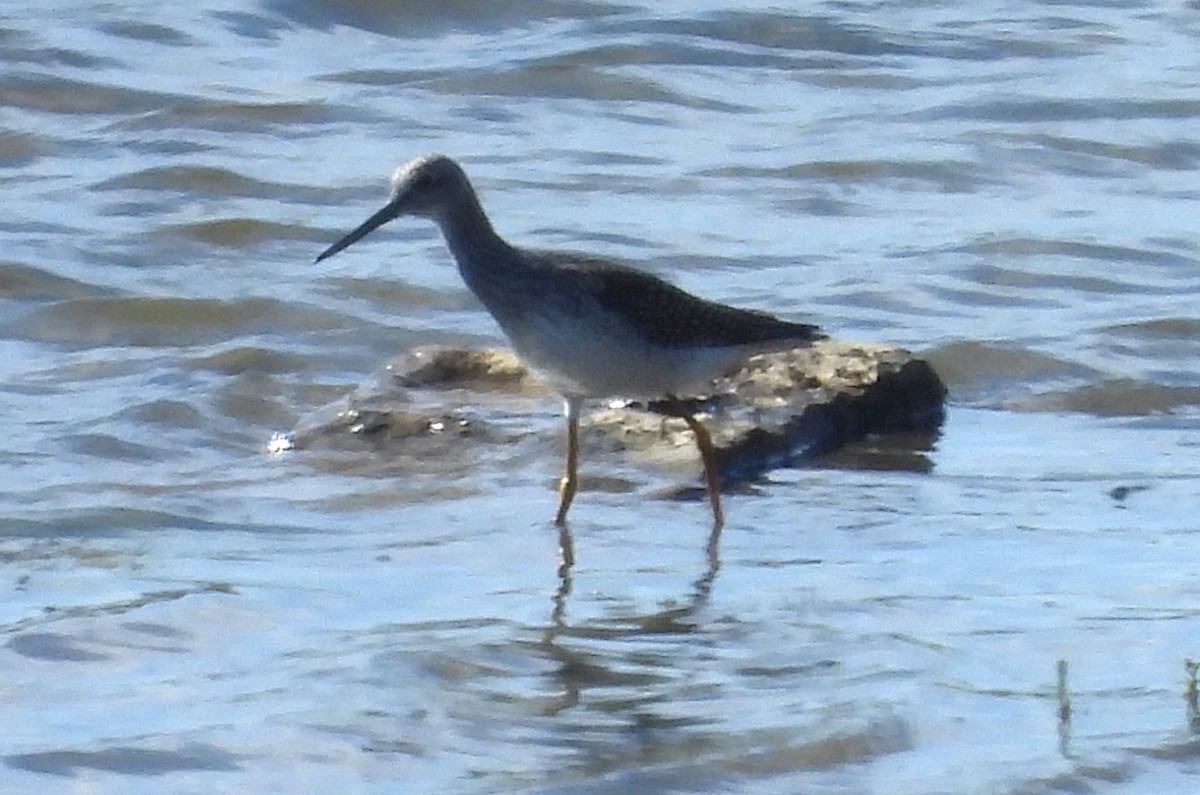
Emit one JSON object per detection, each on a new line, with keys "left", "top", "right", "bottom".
{"left": 316, "top": 153, "right": 470, "bottom": 263}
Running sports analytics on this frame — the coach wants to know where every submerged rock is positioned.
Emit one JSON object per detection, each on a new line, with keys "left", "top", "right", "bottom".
{"left": 281, "top": 340, "right": 947, "bottom": 486}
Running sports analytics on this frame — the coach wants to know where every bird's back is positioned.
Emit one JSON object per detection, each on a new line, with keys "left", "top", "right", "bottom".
{"left": 527, "top": 252, "right": 824, "bottom": 350}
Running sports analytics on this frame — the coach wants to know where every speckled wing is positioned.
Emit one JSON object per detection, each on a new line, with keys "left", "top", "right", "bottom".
{"left": 561, "top": 256, "right": 825, "bottom": 349}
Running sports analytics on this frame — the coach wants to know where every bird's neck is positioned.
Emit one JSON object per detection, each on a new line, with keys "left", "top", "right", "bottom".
{"left": 435, "top": 193, "right": 513, "bottom": 275}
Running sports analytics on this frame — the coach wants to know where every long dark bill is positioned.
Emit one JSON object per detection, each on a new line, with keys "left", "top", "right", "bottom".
{"left": 315, "top": 201, "right": 402, "bottom": 263}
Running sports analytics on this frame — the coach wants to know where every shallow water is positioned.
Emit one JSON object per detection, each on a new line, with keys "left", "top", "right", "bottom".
{"left": 2, "top": 1, "right": 1199, "bottom": 793}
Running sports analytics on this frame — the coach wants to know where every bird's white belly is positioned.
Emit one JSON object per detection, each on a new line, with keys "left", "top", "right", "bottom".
{"left": 502, "top": 310, "right": 748, "bottom": 399}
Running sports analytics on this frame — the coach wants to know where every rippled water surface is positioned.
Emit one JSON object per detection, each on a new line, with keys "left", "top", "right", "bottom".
{"left": 3, "top": 1, "right": 1200, "bottom": 793}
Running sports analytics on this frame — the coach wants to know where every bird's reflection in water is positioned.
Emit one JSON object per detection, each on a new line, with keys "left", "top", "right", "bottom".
{"left": 539, "top": 520, "right": 723, "bottom": 714}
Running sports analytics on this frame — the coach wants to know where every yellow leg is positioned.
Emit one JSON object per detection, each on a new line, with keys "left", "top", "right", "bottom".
{"left": 681, "top": 413, "right": 724, "bottom": 530}
{"left": 554, "top": 396, "right": 583, "bottom": 526}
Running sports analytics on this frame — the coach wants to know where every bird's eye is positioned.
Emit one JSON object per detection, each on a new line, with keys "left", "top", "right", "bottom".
{"left": 412, "top": 171, "right": 436, "bottom": 190}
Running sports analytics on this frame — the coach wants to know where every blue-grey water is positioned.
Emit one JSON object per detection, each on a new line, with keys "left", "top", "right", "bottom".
{"left": 3, "top": 2, "right": 1200, "bottom": 793}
